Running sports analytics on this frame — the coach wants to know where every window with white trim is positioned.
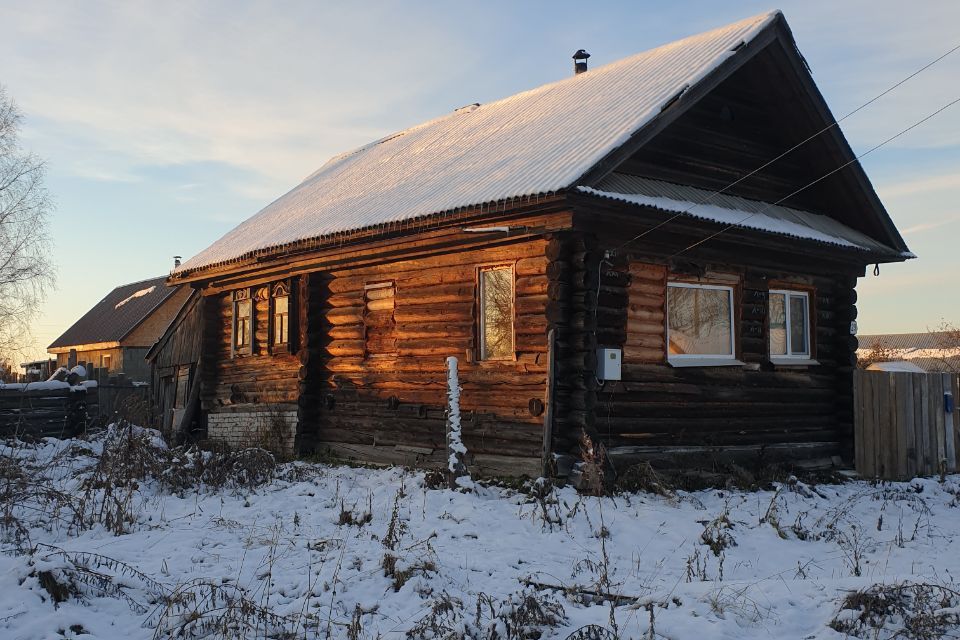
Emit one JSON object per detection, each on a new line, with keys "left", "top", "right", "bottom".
{"left": 667, "top": 283, "right": 735, "bottom": 359}
{"left": 479, "top": 266, "right": 514, "bottom": 360}
{"left": 768, "top": 290, "right": 811, "bottom": 358}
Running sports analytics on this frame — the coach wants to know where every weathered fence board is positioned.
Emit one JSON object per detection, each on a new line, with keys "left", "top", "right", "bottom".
{"left": 854, "top": 370, "right": 959, "bottom": 479}
{"left": 0, "top": 381, "right": 149, "bottom": 440}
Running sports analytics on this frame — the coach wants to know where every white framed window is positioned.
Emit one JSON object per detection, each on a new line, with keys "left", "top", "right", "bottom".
{"left": 667, "top": 282, "right": 735, "bottom": 361}
{"left": 478, "top": 265, "right": 514, "bottom": 360}
{"left": 768, "top": 290, "right": 811, "bottom": 358}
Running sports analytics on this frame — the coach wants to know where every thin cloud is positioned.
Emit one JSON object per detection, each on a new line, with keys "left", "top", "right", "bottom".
{"left": 880, "top": 173, "right": 960, "bottom": 199}
{"left": 902, "top": 214, "right": 960, "bottom": 235}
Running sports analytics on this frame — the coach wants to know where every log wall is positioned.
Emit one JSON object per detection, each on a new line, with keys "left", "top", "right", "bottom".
{"left": 201, "top": 281, "right": 302, "bottom": 450}
{"left": 309, "top": 238, "right": 551, "bottom": 477}
{"left": 586, "top": 257, "right": 860, "bottom": 465}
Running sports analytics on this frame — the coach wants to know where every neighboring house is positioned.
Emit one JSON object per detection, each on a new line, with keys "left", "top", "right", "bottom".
{"left": 857, "top": 332, "right": 960, "bottom": 373}
{"left": 167, "top": 11, "right": 911, "bottom": 475}
{"left": 48, "top": 276, "right": 192, "bottom": 382}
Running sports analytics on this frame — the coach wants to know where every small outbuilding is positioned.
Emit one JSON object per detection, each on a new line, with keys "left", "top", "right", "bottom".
{"left": 167, "top": 11, "right": 912, "bottom": 475}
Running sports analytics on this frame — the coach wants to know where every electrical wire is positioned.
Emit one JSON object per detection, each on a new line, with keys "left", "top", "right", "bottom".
{"left": 668, "top": 94, "right": 960, "bottom": 258}
{"left": 608, "top": 42, "right": 960, "bottom": 257}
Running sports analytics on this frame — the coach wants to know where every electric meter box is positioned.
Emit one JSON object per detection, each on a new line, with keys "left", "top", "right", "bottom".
{"left": 596, "top": 348, "right": 622, "bottom": 381}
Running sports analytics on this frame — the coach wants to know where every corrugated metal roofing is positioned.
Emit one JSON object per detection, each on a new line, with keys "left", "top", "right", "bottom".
{"left": 48, "top": 276, "right": 179, "bottom": 350}
{"left": 578, "top": 174, "right": 898, "bottom": 254}
{"left": 857, "top": 332, "right": 958, "bottom": 352}
{"left": 177, "top": 11, "right": 778, "bottom": 274}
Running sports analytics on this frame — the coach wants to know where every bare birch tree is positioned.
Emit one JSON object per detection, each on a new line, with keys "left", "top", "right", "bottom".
{"left": 0, "top": 85, "right": 54, "bottom": 360}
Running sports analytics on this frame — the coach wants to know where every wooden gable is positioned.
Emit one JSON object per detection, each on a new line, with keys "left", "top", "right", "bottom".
{"left": 575, "top": 14, "right": 908, "bottom": 256}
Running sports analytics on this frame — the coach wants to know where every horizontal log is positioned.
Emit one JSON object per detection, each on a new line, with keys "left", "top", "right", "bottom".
{"left": 393, "top": 321, "right": 473, "bottom": 339}
{"left": 394, "top": 303, "right": 473, "bottom": 323}
{"left": 516, "top": 255, "right": 549, "bottom": 277}
{"left": 324, "top": 340, "right": 365, "bottom": 357}
{"left": 321, "top": 307, "right": 364, "bottom": 325}
{"left": 629, "top": 280, "right": 664, "bottom": 297}
{"left": 628, "top": 294, "right": 663, "bottom": 309}
{"left": 513, "top": 294, "right": 548, "bottom": 317}
{"left": 365, "top": 298, "right": 394, "bottom": 312}
{"left": 515, "top": 276, "right": 548, "bottom": 296}
{"left": 623, "top": 346, "right": 665, "bottom": 362}
{"left": 396, "top": 283, "right": 473, "bottom": 306}
{"left": 626, "top": 320, "right": 664, "bottom": 336}
{"left": 628, "top": 263, "right": 666, "bottom": 280}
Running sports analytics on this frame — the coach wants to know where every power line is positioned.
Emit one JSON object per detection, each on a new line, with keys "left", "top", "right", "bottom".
{"left": 669, "top": 94, "right": 960, "bottom": 258}
{"left": 609, "top": 41, "right": 960, "bottom": 257}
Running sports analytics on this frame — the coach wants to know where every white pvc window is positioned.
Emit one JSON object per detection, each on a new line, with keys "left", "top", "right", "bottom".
{"left": 479, "top": 266, "right": 514, "bottom": 360}
{"left": 667, "top": 283, "right": 735, "bottom": 359}
{"left": 769, "top": 290, "right": 810, "bottom": 358}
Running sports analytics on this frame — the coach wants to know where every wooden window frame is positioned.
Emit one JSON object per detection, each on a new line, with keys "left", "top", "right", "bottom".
{"left": 477, "top": 264, "right": 516, "bottom": 362}
{"left": 232, "top": 288, "right": 253, "bottom": 357}
{"left": 269, "top": 281, "right": 292, "bottom": 354}
{"left": 768, "top": 288, "right": 815, "bottom": 362}
{"left": 665, "top": 281, "right": 739, "bottom": 365}
{"left": 363, "top": 281, "right": 397, "bottom": 358}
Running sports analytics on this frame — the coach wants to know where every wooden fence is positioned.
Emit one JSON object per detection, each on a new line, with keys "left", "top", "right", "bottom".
{"left": 0, "top": 385, "right": 96, "bottom": 439}
{"left": 854, "top": 370, "right": 959, "bottom": 479}
{"left": 0, "top": 382, "right": 151, "bottom": 439}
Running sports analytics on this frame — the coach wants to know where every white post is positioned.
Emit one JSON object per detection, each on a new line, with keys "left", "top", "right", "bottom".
{"left": 445, "top": 356, "right": 471, "bottom": 489}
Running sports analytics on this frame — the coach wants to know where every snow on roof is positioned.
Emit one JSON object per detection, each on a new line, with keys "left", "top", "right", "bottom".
{"left": 115, "top": 285, "right": 156, "bottom": 309}
{"left": 48, "top": 276, "right": 178, "bottom": 350}
{"left": 857, "top": 331, "right": 957, "bottom": 352}
{"left": 577, "top": 174, "right": 899, "bottom": 254}
{"left": 177, "top": 12, "right": 779, "bottom": 274}
{"left": 866, "top": 361, "right": 928, "bottom": 373}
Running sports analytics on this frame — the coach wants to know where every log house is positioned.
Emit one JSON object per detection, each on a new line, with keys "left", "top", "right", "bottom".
{"left": 164, "top": 12, "right": 912, "bottom": 475}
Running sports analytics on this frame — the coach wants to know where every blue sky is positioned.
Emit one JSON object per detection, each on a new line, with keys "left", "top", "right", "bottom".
{"left": 1, "top": 0, "right": 958, "bottom": 360}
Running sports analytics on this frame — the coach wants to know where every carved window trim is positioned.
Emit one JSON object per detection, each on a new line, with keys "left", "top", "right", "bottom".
{"left": 270, "top": 281, "right": 292, "bottom": 353}
{"left": 232, "top": 288, "right": 253, "bottom": 357}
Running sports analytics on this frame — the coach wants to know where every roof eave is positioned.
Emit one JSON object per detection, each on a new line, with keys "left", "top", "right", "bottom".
{"left": 170, "top": 191, "right": 568, "bottom": 285}
{"left": 572, "top": 189, "right": 908, "bottom": 263}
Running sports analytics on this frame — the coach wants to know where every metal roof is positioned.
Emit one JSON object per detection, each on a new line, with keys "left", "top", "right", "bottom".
{"left": 857, "top": 332, "right": 958, "bottom": 352}
{"left": 579, "top": 174, "right": 902, "bottom": 255}
{"left": 176, "top": 12, "right": 778, "bottom": 274}
{"left": 48, "top": 276, "right": 180, "bottom": 350}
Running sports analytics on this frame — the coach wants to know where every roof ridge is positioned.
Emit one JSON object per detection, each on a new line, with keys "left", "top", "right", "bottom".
{"left": 307, "top": 11, "right": 781, "bottom": 180}
{"left": 173, "top": 11, "right": 796, "bottom": 276}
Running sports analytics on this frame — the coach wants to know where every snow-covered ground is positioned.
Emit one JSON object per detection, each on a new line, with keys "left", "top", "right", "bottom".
{"left": 2, "top": 428, "right": 960, "bottom": 639}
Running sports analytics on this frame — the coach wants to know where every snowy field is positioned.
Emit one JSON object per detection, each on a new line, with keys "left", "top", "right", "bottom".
{"left": 3, "top": 427, "right": 960, "bottom": 639}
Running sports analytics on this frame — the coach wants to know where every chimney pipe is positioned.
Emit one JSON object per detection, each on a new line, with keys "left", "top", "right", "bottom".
{"left": 173, "top": 255, "right": 182, "bottom": 269}
{"left": 573, "top": 49, "right": 591, "bottom": 75}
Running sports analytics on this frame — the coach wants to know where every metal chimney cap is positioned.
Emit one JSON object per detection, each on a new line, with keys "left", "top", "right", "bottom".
{"left": 572, "top": 49, "right": 591, "bottom": 60}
